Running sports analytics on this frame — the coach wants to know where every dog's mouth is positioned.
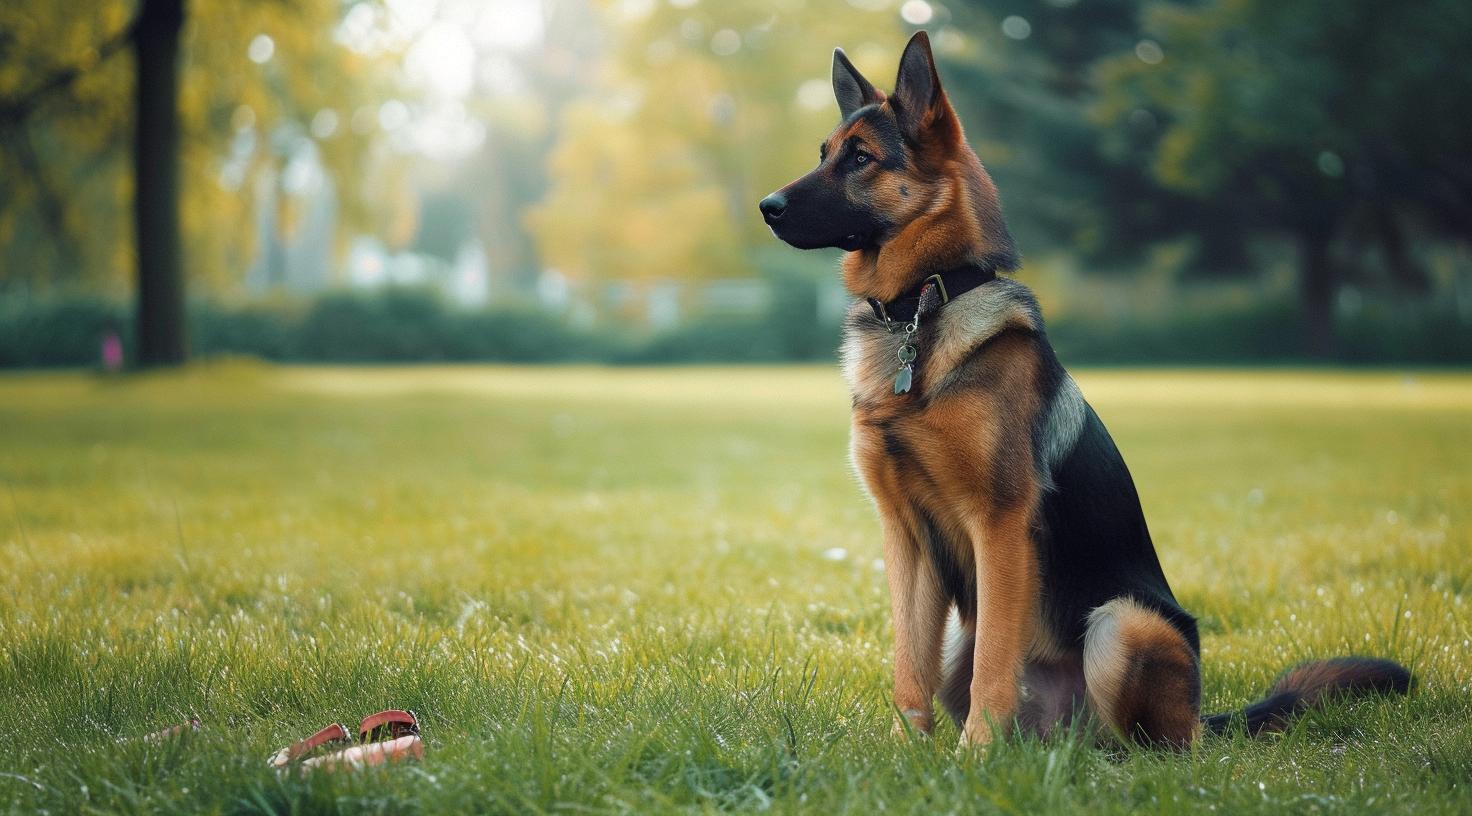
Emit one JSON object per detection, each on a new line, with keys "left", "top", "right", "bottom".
{"left": 770, "top": 227, "right": 875, "bottom": 252}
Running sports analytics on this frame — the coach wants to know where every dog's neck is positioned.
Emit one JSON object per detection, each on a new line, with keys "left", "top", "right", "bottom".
{"left": 864, "top": 261, "right": 999, "bottom": 326}
{"left": 841, "top": 154, "right": 1017, "bottom": 303}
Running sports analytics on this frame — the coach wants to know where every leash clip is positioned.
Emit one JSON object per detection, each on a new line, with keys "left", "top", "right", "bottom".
{"left": 867, "top": 297, "right": 898, "bottom": 333}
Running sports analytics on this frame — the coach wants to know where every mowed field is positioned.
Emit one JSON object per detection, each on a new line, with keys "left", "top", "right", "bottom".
{"left": 0, "top": 364, "right": 1469, "bottom": 814}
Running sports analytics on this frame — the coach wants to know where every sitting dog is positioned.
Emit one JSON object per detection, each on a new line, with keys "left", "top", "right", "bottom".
{"left": 759, "top": 31, "right": 1410, "bottom": 748}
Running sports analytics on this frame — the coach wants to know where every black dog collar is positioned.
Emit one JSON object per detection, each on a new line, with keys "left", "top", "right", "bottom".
{"left": 866, "top": 262, "right": 998, "bottom": 325}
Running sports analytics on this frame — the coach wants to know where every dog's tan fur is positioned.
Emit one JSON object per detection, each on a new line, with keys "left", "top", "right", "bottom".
{"left": 845, "top": 294, "right": 1052, "bottom": 745}
{"left": 1083, "top": 598, "right": 1202, "bottom": 747}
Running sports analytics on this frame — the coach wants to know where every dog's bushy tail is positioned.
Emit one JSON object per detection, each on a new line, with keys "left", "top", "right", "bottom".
{"left": 1202, "top": 656, "right": 1412, "bottom": 736}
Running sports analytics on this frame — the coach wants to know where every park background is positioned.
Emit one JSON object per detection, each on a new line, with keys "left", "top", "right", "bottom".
{"left": 3, "top": 0, "right": 1471, "bottom": 367}
{"left": 2, "top": 2, "right": 1471, "bottom": 814}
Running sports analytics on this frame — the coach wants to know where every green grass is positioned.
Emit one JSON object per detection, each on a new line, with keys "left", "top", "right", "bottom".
{"left": 1, "top": 363, "right": 1469, "bottom": 814}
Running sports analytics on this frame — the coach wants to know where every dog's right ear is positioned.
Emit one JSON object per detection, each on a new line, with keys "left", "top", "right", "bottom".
{"left": 832, "top": 48, "right": 879, "bottom": 118}
{"left": 892, "top": 30, "right": 954, "bottom": 143}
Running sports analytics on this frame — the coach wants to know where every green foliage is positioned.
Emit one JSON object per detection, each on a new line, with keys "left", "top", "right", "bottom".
{"left": 1049, "top": 299, "right": 1472, "bottom": 365}
{"left": 0, "top": 294, "right": 125, "bottom": 368}
{"left": 7, "top": 287, "right": 1472, "bottom": 367}
{"left": 527, "top": 0, "right": 911, "bottom": 286}
{"left": 205, "top": 289, "right": 605, "bottom": 363}
{"left": 0, "top": 0, "right": 399, "bottom": 291}
{"left": 0, "top": 366, "right": 1468, "bottom": 813}
{"left": 4, "top": 0, "right": 1471, "bottom": 361}
{"left": 1092, "top": 0, "right": 1472, "bottom": 254}
{"left": 943, "top": 0, "right": 1156, "bottom": 259}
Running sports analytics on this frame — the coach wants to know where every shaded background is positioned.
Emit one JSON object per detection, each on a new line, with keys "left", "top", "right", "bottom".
{"left": 3, "top": 0, "right": 1471, "bottom": 367}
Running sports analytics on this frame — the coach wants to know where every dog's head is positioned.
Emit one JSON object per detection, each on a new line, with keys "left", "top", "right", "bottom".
{"left": 758, "top": 31, "right": 965, "bottom": 252}
{"left": 759, "top": 34, "right": 1012, "bottom": 301}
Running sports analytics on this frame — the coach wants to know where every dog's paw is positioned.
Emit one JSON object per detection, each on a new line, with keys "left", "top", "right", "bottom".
{"left": 956, "top": 719, "right": 996, "bottom": 754}
{"left": 893, "top": 708, "right": 933, "bottom": 739}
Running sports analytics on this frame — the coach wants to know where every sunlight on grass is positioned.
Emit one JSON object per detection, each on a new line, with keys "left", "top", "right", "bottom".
{"left": 0, "top": 365, "right": 1467, "bottom": 813}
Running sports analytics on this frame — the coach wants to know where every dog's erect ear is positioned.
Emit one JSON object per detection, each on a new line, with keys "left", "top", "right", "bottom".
{"left": 832, "top": 48, "right": 879, "bottom": 118}
{"left": 891, "top": 31, "right": 951, "bottom": 142}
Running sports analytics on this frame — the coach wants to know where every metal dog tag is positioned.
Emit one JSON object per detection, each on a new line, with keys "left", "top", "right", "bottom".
{"left": 894, "top": 343, "right": 917, "bottom": 394}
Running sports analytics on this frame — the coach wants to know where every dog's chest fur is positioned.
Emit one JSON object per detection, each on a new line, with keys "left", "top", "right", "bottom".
{"left": 840, "top": 279, "right": 1042, "bottom": 405}
{"left": 839, "top": 279, "right": 1087, "bottom": 648}
{"left": 841, "top": 278, "right": 1044, "bottom": 516}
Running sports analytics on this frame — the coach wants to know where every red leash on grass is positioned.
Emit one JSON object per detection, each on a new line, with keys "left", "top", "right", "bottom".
{"left": 270, "top": 709, "right": 424, "bottom": 771}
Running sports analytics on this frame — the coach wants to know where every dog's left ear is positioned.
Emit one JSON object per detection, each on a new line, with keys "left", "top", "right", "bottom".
{"left": 891, "top": 31, "right": 955, "bottom": 143}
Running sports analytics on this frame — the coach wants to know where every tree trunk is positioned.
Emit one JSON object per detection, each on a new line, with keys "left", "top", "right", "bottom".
{"left": 1298, "top": 230, "right": 1338, "bottom": 359}
{"left": 133, "top": 0, "right": 187, "bottom": 367}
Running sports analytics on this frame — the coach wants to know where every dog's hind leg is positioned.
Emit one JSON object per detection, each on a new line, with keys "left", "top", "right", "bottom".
{"left": 938, "top": 610, "right": 974, "bottom": 726}
{"left": 1082, "top": 597, "right": 1201, "bottom": 749}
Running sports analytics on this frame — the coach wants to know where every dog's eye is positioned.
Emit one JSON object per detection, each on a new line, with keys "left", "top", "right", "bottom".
{"left": 853, "top": 151, "right": 872, "bottom": 166}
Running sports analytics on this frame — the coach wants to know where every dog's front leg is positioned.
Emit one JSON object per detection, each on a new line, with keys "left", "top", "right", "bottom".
{"left": 961, "top": 507, "right": 1038, "bottom": 748}
{"left": 880, "top": 511, "right": 949, "bottom": 737}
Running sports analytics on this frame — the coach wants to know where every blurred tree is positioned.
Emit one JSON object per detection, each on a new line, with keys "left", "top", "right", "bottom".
{"left": 459, "top": 0, "right": 601, "bottom": 299}
{"left": 942, "top": 0, "right": 1254, "bottom": 281}
{"left": 527, "top": 0, "right": 909, "bottom": 297}
{"left": 133, "top": 0, "right": 186, "bottom": 365}
{"left": 0, "top": 1, "right": 397, "bottom": 328}
{"left": 1094, "top": 0, "right": 1472, "bottom": 354}
{"left": 0, "top": 4, "right": 135, "bottom": 289}
{"left": 942, "top": 1, "right": 1137, "bottom": 254}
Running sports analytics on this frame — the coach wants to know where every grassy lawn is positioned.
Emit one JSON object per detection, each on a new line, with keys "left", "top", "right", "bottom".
{"left": 0, "top": 363, "right": 1468, "bottom": 814}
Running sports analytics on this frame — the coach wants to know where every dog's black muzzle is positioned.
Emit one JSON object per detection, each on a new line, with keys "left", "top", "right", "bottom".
{"left": 758, "top": 174, "right": 885, "bottom": 251}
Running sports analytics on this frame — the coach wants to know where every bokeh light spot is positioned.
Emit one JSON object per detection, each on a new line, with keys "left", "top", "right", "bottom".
{"left": 1135, "top": 39, "right": 1164, "bottom": 64}
{"left": 711, "top": 29, "right": 741, "bottom": 56}
{"left": 407, "top": 22, "right": 476, "bottom": 98}
{"left": 378, "top": 100, "right": 410, "bottom": 131}
{"left": 471, "top": 0, "right": 543, "bottom": 50}
{"left": 1001, "top": 16, "right": 1032, "bottom": 40}
{"left": 615, "top": 0, "right": 656, "bottom": 20}
{"left": 310, "top": 109, "right": 340, "bottom": 139}
{"left": 900, "top": 1, "right": 934, "bottom": 25}
{"left": 796, "top": 78, "right": 832, "bottom": 111}
{"left": 1317, "top": 151, "right": 1345, "bottom": 178}
{"left": 248, "top": 34, "right": 275, "bottom": 64}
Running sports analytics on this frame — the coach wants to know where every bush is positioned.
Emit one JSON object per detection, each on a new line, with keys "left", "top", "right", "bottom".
{"left": 191, "top": 299, "right": 299, "bottom": 360}
{"left": 0, "top": 296, "right": 128, "bottom": 368}
{"left": 1048, "top": 301, "right": 1307, "bottom": 365}
{"left": 1048, "top": 299, "right": 1472, "bottom": 365}
{"left": 2, "top": 288, "right": 1469, "bottom": 368}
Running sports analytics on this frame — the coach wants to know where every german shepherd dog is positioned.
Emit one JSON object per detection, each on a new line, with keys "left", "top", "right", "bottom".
{"left": 759, "top": 31, "right": 1411, "bottom": 749}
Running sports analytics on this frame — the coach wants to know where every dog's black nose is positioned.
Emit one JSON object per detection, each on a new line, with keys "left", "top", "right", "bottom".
{"left": 759, "top": 193, "right": 787, "bottom": 223}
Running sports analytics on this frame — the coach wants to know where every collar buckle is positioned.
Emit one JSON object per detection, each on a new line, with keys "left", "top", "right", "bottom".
{"left": 923, "top": 273, "right": 951, "bottom": 304}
